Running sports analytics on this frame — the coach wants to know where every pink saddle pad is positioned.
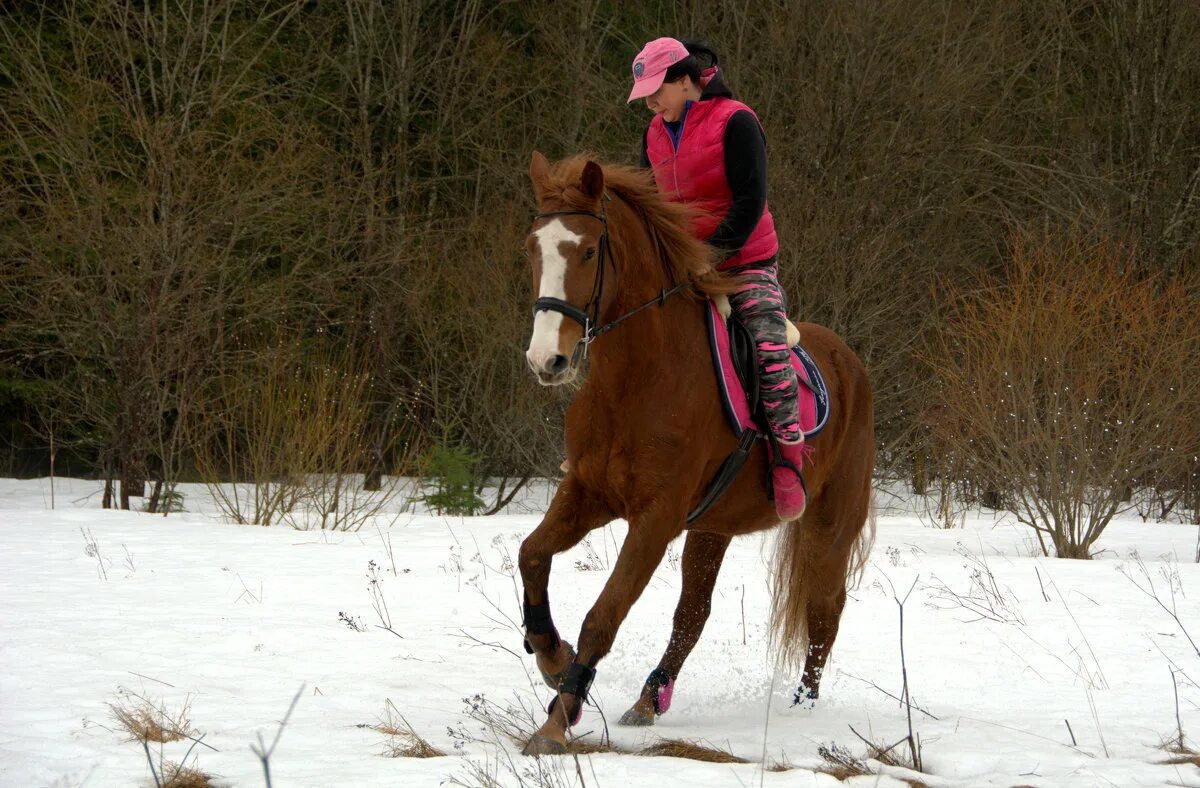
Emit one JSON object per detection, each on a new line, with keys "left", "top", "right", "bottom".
{"left": 706, "top": 301, "right": 830, "bottom": 439}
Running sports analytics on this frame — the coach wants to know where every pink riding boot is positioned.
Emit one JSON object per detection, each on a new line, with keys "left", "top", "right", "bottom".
{"left": 771, "top": 438, "right": 808, "bottom": 521}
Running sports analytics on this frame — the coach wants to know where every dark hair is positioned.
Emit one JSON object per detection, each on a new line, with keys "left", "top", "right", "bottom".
{"left": 663, "top": 38, "right": 733, "bottom": 98}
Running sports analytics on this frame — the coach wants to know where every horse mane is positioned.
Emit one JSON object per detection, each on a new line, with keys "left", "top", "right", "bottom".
{"left": 545, "top": 156, "right": 736, "bottom": 296}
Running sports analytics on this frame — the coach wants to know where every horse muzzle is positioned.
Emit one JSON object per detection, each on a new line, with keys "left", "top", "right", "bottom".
{"left": 526, "top": 349, "right": 575, "bottom": 386}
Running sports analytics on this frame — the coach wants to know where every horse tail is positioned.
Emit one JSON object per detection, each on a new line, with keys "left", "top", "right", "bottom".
{"left": 848, "top": 496, "right": 877, "bottom": 588}
{"left": 768, "top": 478, "right": 876, "bottom": 670}
{"left": 767, "top": 515, "right": 817, "bottom": 670}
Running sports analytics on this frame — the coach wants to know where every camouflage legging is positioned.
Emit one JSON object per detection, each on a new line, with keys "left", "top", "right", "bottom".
{"left": 727, "top": 261, "right": 801, "bottom": 443}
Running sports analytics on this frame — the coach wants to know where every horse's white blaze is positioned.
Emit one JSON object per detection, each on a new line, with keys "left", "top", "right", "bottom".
{"left": 526, "top": 219, "right": 582, "bottom": 373}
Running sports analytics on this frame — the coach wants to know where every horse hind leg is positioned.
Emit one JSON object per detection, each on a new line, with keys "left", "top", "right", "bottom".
{"left": 793, "top": 538, "right": 851, "bottom": 708}
{"left": 618, "top": 531, "right": 731, "bottom": 726}
{"left": 791, "top": 468, "right": 873, "bottom": 707}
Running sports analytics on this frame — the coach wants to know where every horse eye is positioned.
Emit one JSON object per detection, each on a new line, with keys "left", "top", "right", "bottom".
{"left": 583, "top": 247, "right": 596, "bottom": 261}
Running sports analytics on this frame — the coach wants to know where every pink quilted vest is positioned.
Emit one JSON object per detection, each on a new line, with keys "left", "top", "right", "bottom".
{"left": 645, "top": 97, "right": 778, "bottom": 269}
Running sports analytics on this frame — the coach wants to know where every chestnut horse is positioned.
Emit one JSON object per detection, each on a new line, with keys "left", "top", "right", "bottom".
{"left": 518, "top": 152, "right": 874, "bottom": 755}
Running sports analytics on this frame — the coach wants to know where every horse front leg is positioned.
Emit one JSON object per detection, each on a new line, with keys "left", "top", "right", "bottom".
{"left": 518, "top": 475, "right": 613, "bottom": 689}
{"left": 524, "top": 505, "right": 683, "bottom": 754}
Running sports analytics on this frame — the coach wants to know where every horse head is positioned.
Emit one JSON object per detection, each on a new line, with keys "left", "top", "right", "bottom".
{"left": 523, "top": 151, "right": 612, "bottom": 386}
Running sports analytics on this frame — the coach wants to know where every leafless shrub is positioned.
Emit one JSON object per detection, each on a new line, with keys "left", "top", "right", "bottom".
{"left": 192, "top": 338, "right": 410, "bottom": 529}
{"left": 922, "top": 233, "right": 1200, "bottom": 558}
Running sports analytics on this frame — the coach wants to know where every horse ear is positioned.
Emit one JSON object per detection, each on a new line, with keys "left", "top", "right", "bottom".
{"left": 580, "top": 160, "right": 604, "bottom": 201}
{"left": 529, "top": 151, "right": 552, "bottom": 200}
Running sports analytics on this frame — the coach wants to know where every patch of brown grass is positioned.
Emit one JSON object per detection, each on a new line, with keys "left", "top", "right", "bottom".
{"left": 382, "top": 733, "right": 445, "bottom": 759}
{"left": 814, "top": 740, "right": 934, "bottom": 786}
{"left": 638, "top": 738, "right": 748, "bottom": 764}
{"left": 108, "top": 689, "right": 196, "bottom": 744}
{"left": 1162, "top": 739, "right": 1200, "bottom": 767}
{"left": 848, "top": 724, "right": 928, "bottom": 776}
{"left": 161, "top": 763, "right": 214, "bottom": 787}
{"left": 816, "top": 743, "right": 872, "bottom": 779}
{"left": 565, "top": 739, "right": 617, "bottom": 755}
{"left": 374, "top": 700, "right": 446, "bottom": 758}
{"left": 765, "top": 758, "right": 794, "bottom": 773}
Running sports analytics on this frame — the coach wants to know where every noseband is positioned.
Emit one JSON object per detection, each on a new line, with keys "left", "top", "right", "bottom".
{"left": 531, "top": 202, "right": 693, "bottom": 355}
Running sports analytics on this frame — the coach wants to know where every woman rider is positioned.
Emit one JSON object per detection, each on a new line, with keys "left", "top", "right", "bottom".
{"left": 628, "top": 36, "right": 807, "bottom": 520}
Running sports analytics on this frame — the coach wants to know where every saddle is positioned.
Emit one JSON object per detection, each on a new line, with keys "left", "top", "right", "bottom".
{"left": 685, "top": 297, "right": 830, "bottom": 523}
{"left": 707, "top": 295, "right": 829, "bottom": 439}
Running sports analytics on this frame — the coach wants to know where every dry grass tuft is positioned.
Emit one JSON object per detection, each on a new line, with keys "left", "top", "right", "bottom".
{"left": 816, "top": 743, "right": 872, "bottom": 779}
{"left": 109, "top": 690, "right": 196, "bottom": 744}
{"left": 374, "top": 700, "right": 446, "bottom": 758}
{"left": 460, "top": 694, "right": 539, "bottom": 749}
{"left": 815, "top": 741, "right": 934, "bottom": 786}
{"left": 161, "top": 763, "right": 214, "bottom": 787}
{"left": 382, "top": 732, "right": 446, "bottom": 759}
{"left": 1162, "top": 738, "right": 1200, "bottom": 767}
{"left": 565, "top": 739, "right": 617, "bottom": 755}
{"left": 455, "top": 693, "right": 619, "bottom": 754}
{"left": 638, "top": 738, "right": 748, "bottom": 764}
{"left": 1165, "top": 752, "right": 1200, "bottom": 767}
{"left": 848, "top": 725, "right": 926, "bottom": 773}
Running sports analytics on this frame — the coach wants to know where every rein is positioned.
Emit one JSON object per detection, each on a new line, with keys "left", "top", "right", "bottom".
{"left": 531, "top": 204, "right": 693, "bottom": 354}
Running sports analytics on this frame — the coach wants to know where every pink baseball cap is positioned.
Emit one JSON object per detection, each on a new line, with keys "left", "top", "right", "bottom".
{"left": 627, "top": 37, "right": 690, "bottom": 102}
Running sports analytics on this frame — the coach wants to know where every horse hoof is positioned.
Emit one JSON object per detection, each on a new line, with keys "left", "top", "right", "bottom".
{"left": 537, "top": 642, "right": 577, "bottom": 689}
{"left": 792, "top": 687, "right": 818, "bottom": 711}
{"left": 522, "top": 734, "right": 567, "bottom": 756}
{"left": 617, "top": 707, "right": 655, "bottom": 727}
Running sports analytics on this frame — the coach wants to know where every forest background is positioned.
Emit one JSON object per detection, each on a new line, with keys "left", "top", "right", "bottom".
{"left": 1, "top": 0, "right": 1197, "bottom": 537}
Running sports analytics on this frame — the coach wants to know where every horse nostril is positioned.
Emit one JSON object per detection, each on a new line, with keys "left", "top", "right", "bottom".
{"left": 548, "top": 354, "right": 569, "bottom": 375}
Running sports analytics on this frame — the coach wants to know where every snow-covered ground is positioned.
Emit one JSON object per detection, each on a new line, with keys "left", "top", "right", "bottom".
{"left": 1, "top": 477, "right": 1198, "bottom": 787}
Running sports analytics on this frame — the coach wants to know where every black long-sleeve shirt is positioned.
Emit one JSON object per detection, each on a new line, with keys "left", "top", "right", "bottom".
{"left": 640, "top": 108, "right": 768, "bottom": 261}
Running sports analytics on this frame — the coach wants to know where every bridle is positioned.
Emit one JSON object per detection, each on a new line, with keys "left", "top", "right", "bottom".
{"left": 530, "top": 200, "right": 693, "bottom": 357}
